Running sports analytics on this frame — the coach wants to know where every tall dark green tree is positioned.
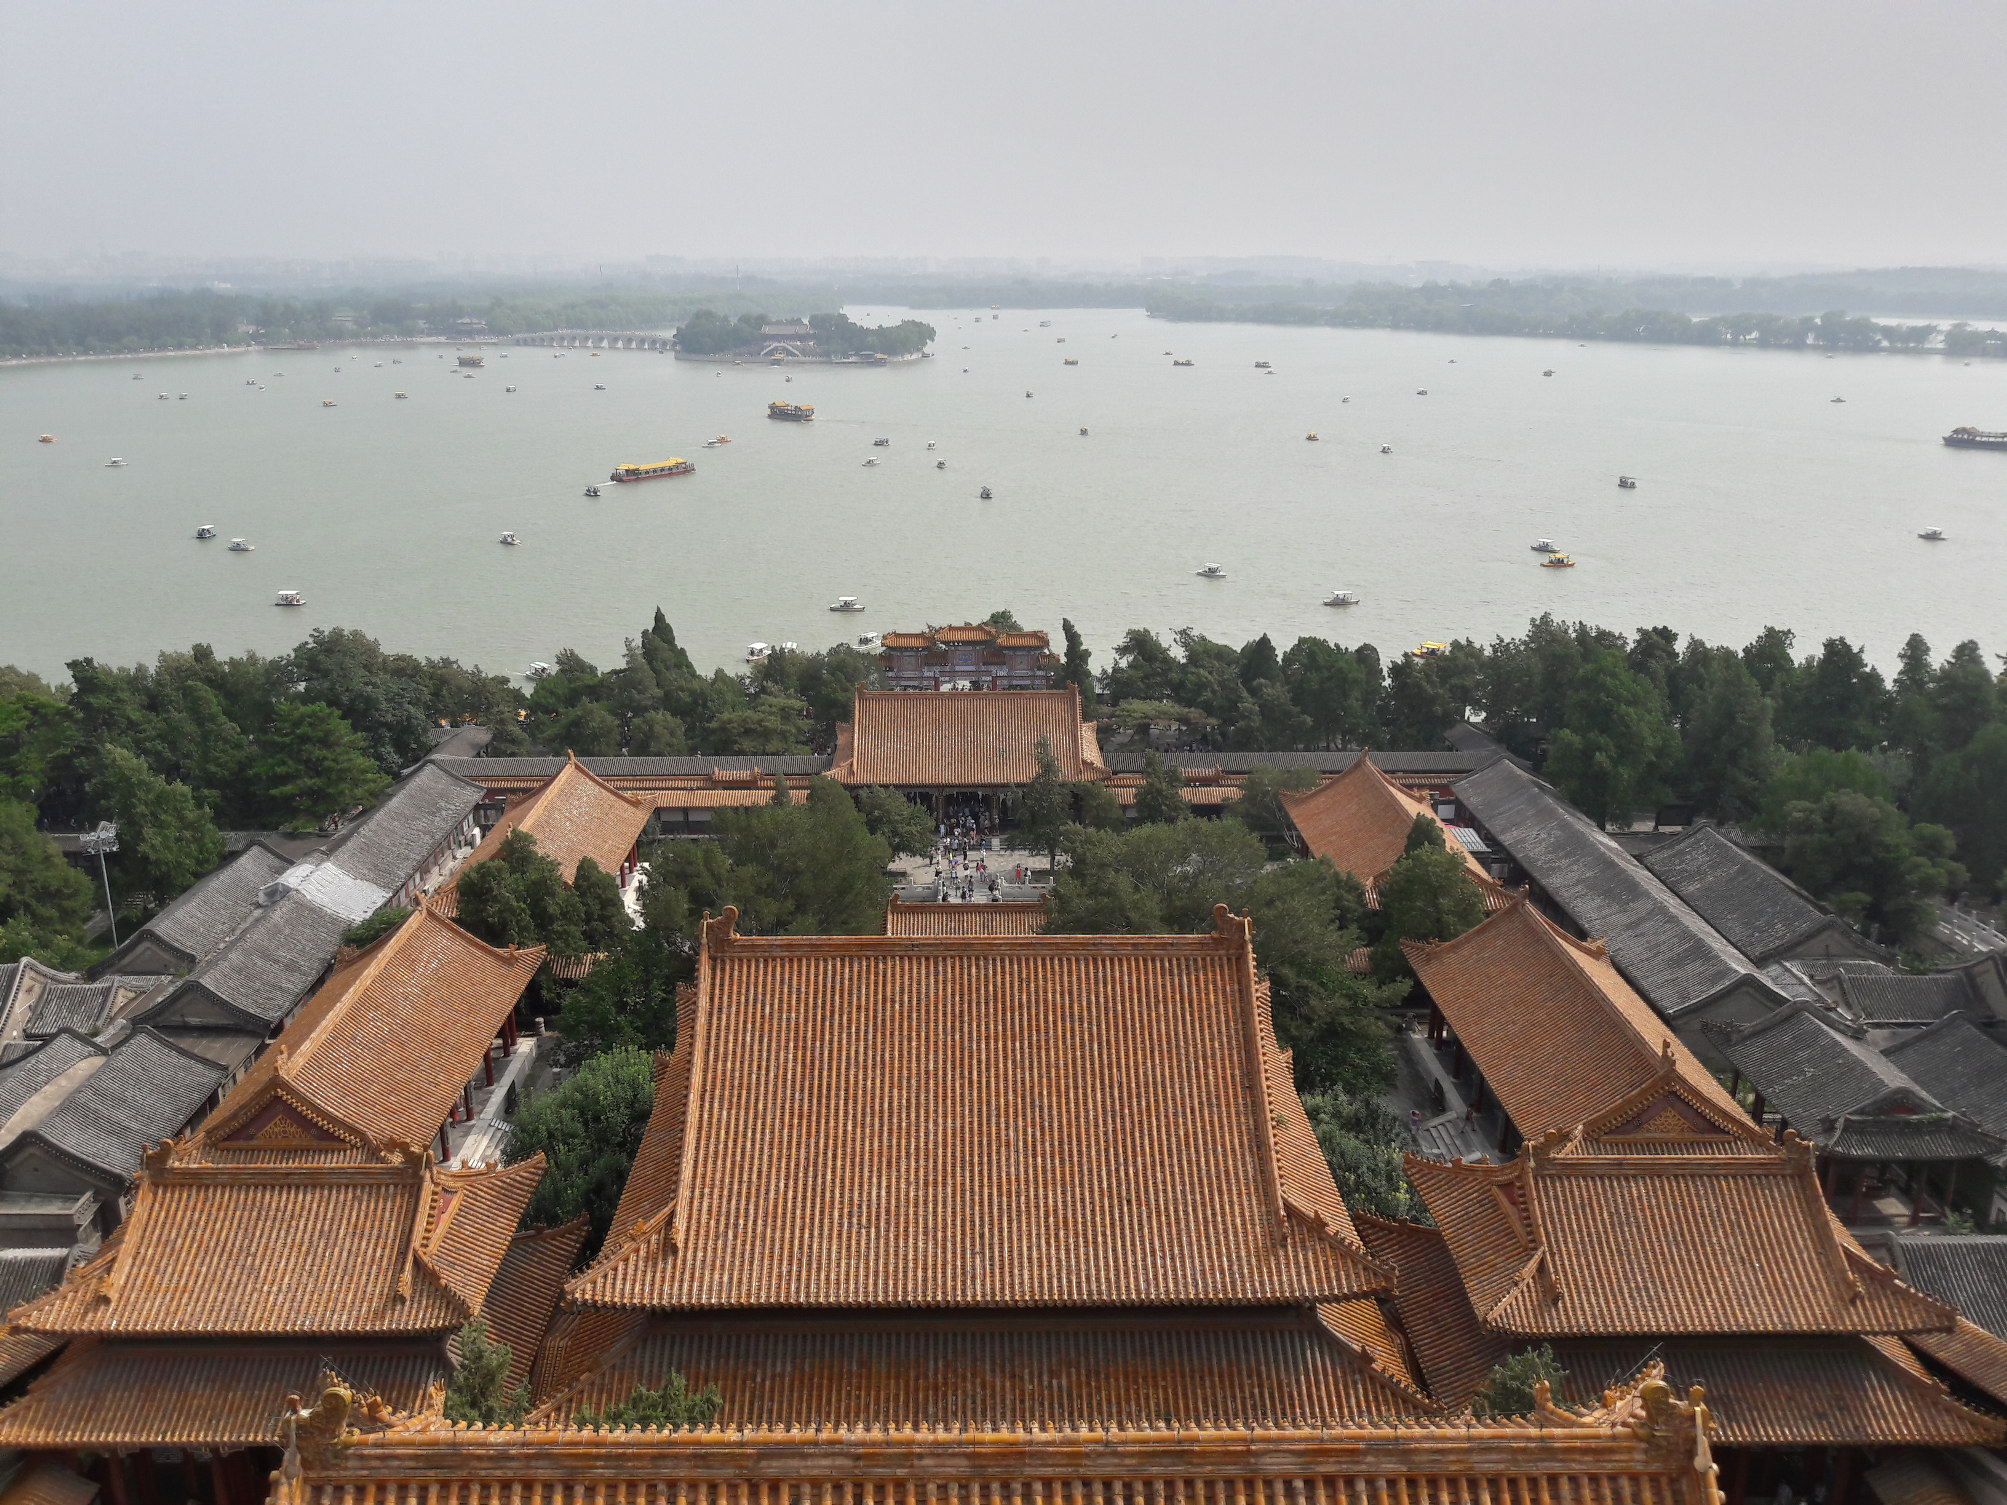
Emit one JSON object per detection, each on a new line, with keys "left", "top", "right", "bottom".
{"left": 1132, "top": 750, "right": 1189, "bottom": 824}
{"left": 507, "top": 1047, "right": 656, "bottom": 1257}
{"left": 1020, "top": 736, "right": 1073, "bottom": 871}
{"left": 0, "top": 798, "right": 95, "bottom": 967}
{"left": 1543, "top": 649, "right": 1679, "bottom": 828}
{"left": 1680, "top": 651, "right": 1779, "bottom": 821}
{"left": 1059, "top": 618, "right": 1097, "bottom": 716}
{"left": 86, "top": 747, "right": 225, "bottom": 913}
{"left": 1778, "top": 791, "right": 1963, "bottom": 947}
{"left": 251, "top": 701, "right": 389, "bottom": 831}
{"left": 454, "top": 833, "right": 630, "bottom": 957}
{"left": 1916, "top": 724, "right": 2007, "bottom": 898}
{"left": 1370, "top": 816, "right": 1487, "bottom": 978}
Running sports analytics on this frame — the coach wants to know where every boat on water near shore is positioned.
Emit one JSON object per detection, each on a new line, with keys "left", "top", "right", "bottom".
{"left": 228, "top": 538, "right": 252, "bottom": 551}
{"left": 1323, "top": 590, "right": 1360, "bottom": 606}
{"left": 458, "top": 355, "right": 484, "bottom": 369}
{"left": 830, "top": 596, "right": 865, "bottom": 612}
{"left": 1919, "top": 527, "right": 1946, "bottom": 540}
{"left": 1380, "top": 444, "right": 1393, "bottom": 454}
{"left": 106, "top": 457, "right": 126, "bottom": 467}
{"left": 196, "top": 525, "right": 217, "bottom": 540}
{"left": 1063, "top": 357, "right": 1078, "bottom": 365}
{"left": 1617, "top": 475, "right": 1637, "bottom": 489}
{"left": 856, "top": 632, "right": 881, "bottom": 649}
{"left": 274, "top": 590, "right": 305, "bottom": 607}
{"left": 1306, "top": 432, "right": 1319, "bottom": 441}
{"left": 1255, "top": 361, "right": 1271, "bottom": 369}
{"left": 936, "top": 459, "right": 946, "bottom": 469}
{"left": 863, "top": 457, "right": 880, "bottom": 467}
{"left": 1531, "top": 539, "right": 1560, "bottom": 553}
{"left": 37, "top": 434, "right": 53, "bottom": 443}
{"left": 1541, "top": 553, "right": 1576, "bottom": 568}
{"left": 1172, "top": 359, "right": 1194, "bottom": 367}
{"left": 873, "top": 437, "right": 890, "bottom": 446}
{"left": 499, "top": 531, "right": 520, "bottom": 546}
{"left": 979, "top": 486, "right": 992, "bottom": 500}
{"left": 609, "top": 458, "right": 695, "bottom": 482}
{"left": 583, "top": 485, "right": 600, "bottom": 497}
{"left": 1196, "top": 563, "right": 1226, "bottom": 579}
{"left": 321, "top": 399, "right": 337, "bottom": 408}
{"left": 1944, "top": 427, "right": 2007, "bottom": 451}
{"left": 1408, "top": 642, "right": 1448, "bottom": 659}
{"left": 394, "top": 391, "right": 408, "bottom": 399}
{"left": 768, "top": 402, "right": 814, "bottom": 421}
{"left": 712, "top": 434, "right": 731, "bottom": 444}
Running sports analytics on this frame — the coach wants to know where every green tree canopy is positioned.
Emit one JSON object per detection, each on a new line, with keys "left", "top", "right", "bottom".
{"left": 1915, "top": 723, "right": 2007, "bottom": 898}
{"left": 1302, "top": 1089, "right": 1430, "bottom": 1222}
{"left": 1778, "top": 790, "right": 1964, "bottom": 947}
{"left": 1132, "top": 750, "right": 1188, "bottom": 825}
{"left": 853, "top": 786, "right": 935, "bottom": 859}
{"left": 657, "top": 779, "right": 891, "bottom": 936}
{"left": 454, "top": 832, "right": 631, "bottom": 958}
{"left": 0, "top": 798, "right": 95, "bottom": 967}
{"left": 1370, "top": 816, "right": 1488, "bottom": 979}
{"left": 85, "top": 747, "right": 225, "bottom": 914}
{"left": 1472, "top": 1346, "right": 1569, "bottom": 1418}
{"left": 252, "top": 701, "right": 389, "bottom": 832}
{"left": 1232, "top": 764, "right": 1320, "bottom": 843}
{"left": 1679, "top": 649, "right": 1779, "bottom": 823}
{"left": 1542, "top": 649, "right": 1679, "bottom": 828}
{"left": 550, "top": 872, "right": 697, "bottom": 1065}
{"left": 507, "top": 1046, "right": 656, "bottom": 1257}
{"left": 442, "top": 1319, "right": 527, "bottom": 1427}
{"left": 573, "top": 1372, "right": 724, "bottom": 1429}
{"left": 1020, "top": 737, "right": 1073, "bottom": 870}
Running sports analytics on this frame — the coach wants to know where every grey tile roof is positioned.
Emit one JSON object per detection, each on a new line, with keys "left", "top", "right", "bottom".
{"left": 434, "top": 754, "right": 834, "bottom": 779}
{"left": 1885, "top": 1014, "right": 2007, "bottom": 1142}
{"left": 1640, "top": 826, "right": 1859, "bottom": 964}
{"left": 322, "top": 762, "right": 482, "bottom": 891}
{"left": 147, "top": 889, "right": 354, "bottom": 1030}
{"left": 1454, "top": 760, "right": 1783, "bottom": 1017}
{"left": 23, "top": 984, "right": 118, "bottom": 1039}
{"left": 111, "top": 842, "right": 294, "bottom": 970}
{"left": 1895, "top": 1236, "right": 2007, "bottom": 1338}
{"left": 1102, "top": 749, "right": 1491, "bottom": 775}
{"left": 1839, "top": 973, "right": 1978, "bottom": 1026}
{"left": 0, "top": 1033, "right": 105, "bottom": 1133}
{"left": 1763, "top": 961, "right": 1831, "bottom": 1007}
{"left": 4, "top": 1028, "right": 227, "bottom": 1183}
{"left": 1824, "top": 1114, "right": 2004, "bottom": 1163}
{"left": 1714, "top": 1004, "right": 1931, "bottom": 1131}
{"left": 0, "top": 1247, "right": 69, "bottom": 1312}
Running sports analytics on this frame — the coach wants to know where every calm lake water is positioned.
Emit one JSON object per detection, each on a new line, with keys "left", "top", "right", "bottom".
{"left": 4, "top": 307, "right": 2004, "bottom": 684}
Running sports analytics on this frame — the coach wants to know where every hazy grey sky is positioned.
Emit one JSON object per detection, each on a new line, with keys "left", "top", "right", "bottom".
{"left": 7, "top": 0, "right": 2005, "bottom": 270}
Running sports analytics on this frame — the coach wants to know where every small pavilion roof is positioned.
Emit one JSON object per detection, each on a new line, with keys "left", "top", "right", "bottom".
{"left": 567, "top": 906, "right": 1387, "bottom": 1312}
{"left": 196, "top": 902, "right": 543, "bottom": 1161}
{"left": 884, "top": 897, "right": 1049, "bottom": 936}
{"left": 1408, "top": 1136, "right": 1955, "bottom": 1338}
{"left": 829, "top": 686, "right": 1107, "bottom": 787}
{"left": 459, "top": 752, "right": 651, "bottom": 884}
{"left": 1405, "top": 898, "right": 1764, "bottom": 1149}
{"left": 10, "top": 1151, "right": 541, "bottom": 1339}
{"left": 1839, "top": 972, "right": 1981, "bottom": 1026}
{"left": 1282, "top": 754, "right": 1493, "bottom": 893}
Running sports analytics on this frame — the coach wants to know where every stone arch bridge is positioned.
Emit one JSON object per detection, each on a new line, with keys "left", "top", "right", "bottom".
{"left": 513, "top": 330, "right": 674, "bottom": 351}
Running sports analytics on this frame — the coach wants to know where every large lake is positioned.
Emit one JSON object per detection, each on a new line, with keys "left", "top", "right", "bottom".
{"left": 4, "top": 307, "right": 2004, "bottom": 683}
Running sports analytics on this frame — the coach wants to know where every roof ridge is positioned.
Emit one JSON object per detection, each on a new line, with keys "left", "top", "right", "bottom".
{"left": 1223, "top": 906, "right": 1288, "bottom": 1230}
{"left": 548, "top": 753, "right": 651, "bottom": 813}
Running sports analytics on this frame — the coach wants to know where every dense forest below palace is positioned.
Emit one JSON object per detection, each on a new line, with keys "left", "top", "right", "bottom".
{"left": 10, "top": 266, "right": 2007, "bottom": 357}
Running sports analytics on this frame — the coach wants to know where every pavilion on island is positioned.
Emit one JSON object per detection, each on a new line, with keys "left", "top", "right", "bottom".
{"left": 0, "top": 903, "right": 574, "bottom": 1504}
{"left": 263, "top": 904, "right": 1729, "bottom": 1505}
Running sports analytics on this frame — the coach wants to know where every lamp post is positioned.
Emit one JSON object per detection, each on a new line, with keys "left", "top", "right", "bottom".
{"left": 78, "top": 821, "right": 119, "bottom": 949}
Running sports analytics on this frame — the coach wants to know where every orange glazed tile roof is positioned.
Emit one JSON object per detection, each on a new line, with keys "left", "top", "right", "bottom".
{"left": 460, "top": 752, "right": 651, "bottom": 883}
{"left": 1282, "top": 755, "right": 1493, "bottom": 892}
{"left": 884, "top": 897, "right": 1050, "bottom": 935}
{"left": 1405, "top": 899, "right": 1764, "bottom": 1147}
{"left": 1355, "top": 1214, "right": 1510, "bottom": 1408}
{"left": 484, "top": 1218, "right": 589, "bottom": 1393}
{"left": 0, "top": 1336, "right": 446, "bottom": 1450}
{"left": 12, "top": 1152, "right": 541, "bottom": 1338}
{"left": 0, "top": 1462, "right": 96, "bottom": 1505}
{"left": 829, "top": 686, "right": 1107, "bottom": 787}
{"left": 198, "top": 903, "right": 543, "bottom": 1159}
{"left": 1408, "top": 1138, "right": 1956, "bottom": 1338}
{"left": 264, "top": 1380, "right": 1713, "bottom": 1505}
{"left": 531, "top": 1306, "right": 1435, "bottom": 1430}
{"left": 0, "top": 1325, "right": 62, "bottom": 1388}
{"left": 567, "top": 907, "right": 1387, "bottom": 1311}
{"left": 1864, "top": 1454, "right": 1983, "bottom": 1505}
{"left": 1549, "top": 1336, "right": 2003, "bottom": 1446}
{"left": 1913, "top": 1317, "right": 2007, "bottom": 1409}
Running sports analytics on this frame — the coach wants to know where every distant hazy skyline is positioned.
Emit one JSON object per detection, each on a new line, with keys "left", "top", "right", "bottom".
{"left": 8, "top": 0, "right": 2005, "bottom": 271}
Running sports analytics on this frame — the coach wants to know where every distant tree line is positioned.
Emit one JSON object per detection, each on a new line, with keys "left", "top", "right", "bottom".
{"left": 672, "top": 309, "right": 935, "bottom": 357}
{"left": 0, "top": 287, "right": 772, "bottom": 358}
{"left": 1146, "top": 286, "right": 2000, "bottom": 354}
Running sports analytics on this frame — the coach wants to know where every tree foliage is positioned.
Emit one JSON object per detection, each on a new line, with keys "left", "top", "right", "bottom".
{"left": 1370, "top": 817, "right": 1487, "bottom": 979}
{"left": 0, "top": 798, "right": 96, "bottom": 967}
{"left": 1472, "top": 1345, "right": 1570, "bottom": 1418}
{"left": 1302, "top": 1090, "right": 1430, "bottom": 1223}
{"left": 454, "top": 833, "right": 631, "bottom": 958}
{"left": 507, "top": 1047, "right": 656, "bottom": 1257}
{"left": 573, "top": 1372, "right": 724, "bottom": 1429}
{"left": 443, "top": 1319, "right": 528, "bottom": 1427}
{"left": 85, "top": 747, "right": 225, "bottom": 914}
